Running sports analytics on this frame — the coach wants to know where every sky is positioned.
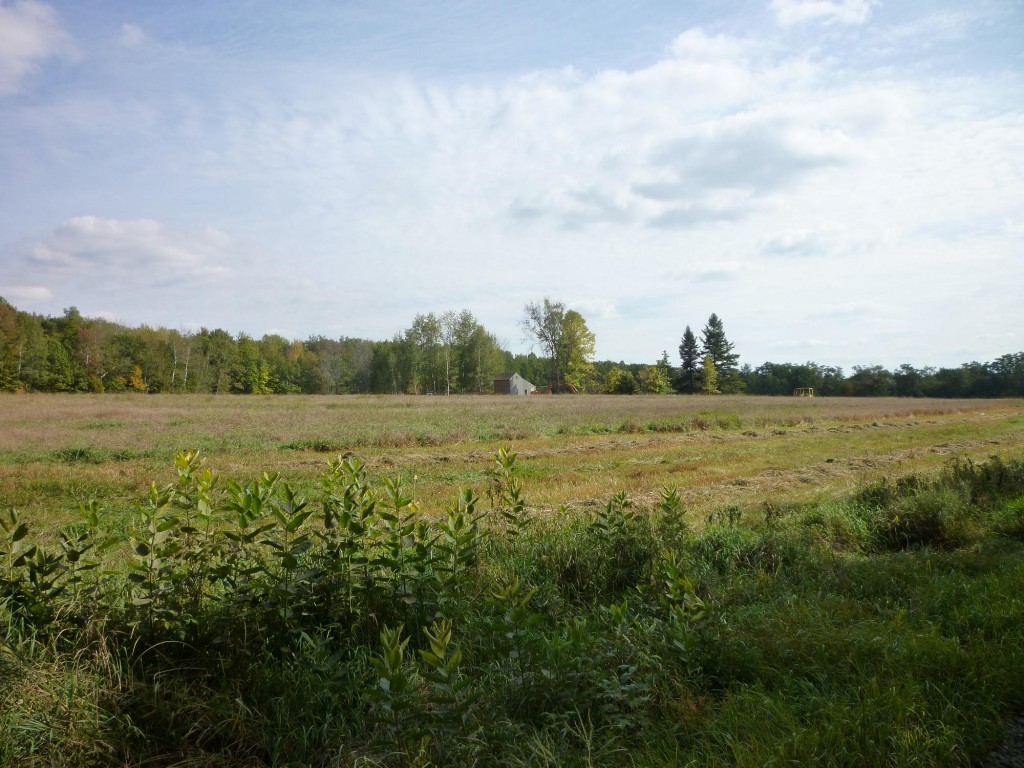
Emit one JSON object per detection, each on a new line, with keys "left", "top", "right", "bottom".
{"left": 1, "top": 0, "right": 1022, "bottom": 371}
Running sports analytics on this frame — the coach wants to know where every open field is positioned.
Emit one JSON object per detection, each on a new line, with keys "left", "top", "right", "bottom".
{"left": 3, "top": 394, "right": 1024, "bottom": 766}
{"left": 2, "top": 393, "right": 1023, "bottom": 529}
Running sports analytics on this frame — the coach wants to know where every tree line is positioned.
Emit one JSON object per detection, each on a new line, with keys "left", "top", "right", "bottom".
{"left": 0, "top": 297, "right": 587, "bottom": 396}
{"left": 0, "top": 299, "right": 512, "bottom": 395}
{"left": 738, "top": 359, "right": 1024, "bottom": 398}
{"left": 1, "top": 297, "right": 1021, "bottom": 397}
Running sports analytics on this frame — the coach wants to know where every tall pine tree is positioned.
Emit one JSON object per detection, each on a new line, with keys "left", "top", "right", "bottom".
{"left": 677, "top": 325, "right": 700, "bottom": 393}
{"left": 700, "top": 314, "right": 742, "bottom": 393}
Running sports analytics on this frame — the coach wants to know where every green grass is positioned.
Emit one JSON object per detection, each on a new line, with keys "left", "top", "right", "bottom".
{"left": 677, "top": 538, "right": 1024, "bottom": 767}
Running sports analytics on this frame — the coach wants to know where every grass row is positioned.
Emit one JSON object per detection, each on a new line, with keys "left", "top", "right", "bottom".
{"left": 5, "top": 396, "right": 1024, "bottom": 538}
{"left": 2, "top": 451, "right": 1024, "bottom": 766}
{"left": 4, "top": 393, "right": 1013, "bottom": 455}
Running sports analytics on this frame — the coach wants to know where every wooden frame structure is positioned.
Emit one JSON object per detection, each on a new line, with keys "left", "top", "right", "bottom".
{"left": 793, "top": 387, "right": 815, "bottom": 397}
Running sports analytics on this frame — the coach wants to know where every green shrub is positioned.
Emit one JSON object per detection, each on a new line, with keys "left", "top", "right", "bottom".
{"left": 799, "top": 500, "right": 877, "bottom": 553}
{"left": 690, "top": 525, "right": 761, "bottom": 576}
{"left": 523, "top": 505, "right": 659, "bottom": 604}
{"left": 943, "top": 456, "right": 1024, "bottom": 505}
{"left": 992, "top": 497, "right": 1024, "bottom": 540}
{"left": 876, "top": 485, "right": 974, "bottom": 550}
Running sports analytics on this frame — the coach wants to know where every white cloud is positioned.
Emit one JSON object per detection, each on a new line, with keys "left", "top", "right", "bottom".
{"left": 761, "top": 229, "right": 828, "bottom": 257}
{"left": 0, "top": 216, "right": 243, "bottom": 319}
{"left": 692, "top": 269, "right": 739, "bottom": 284}
{"left": 669, "top": 28, "right": 757, "bottom": 63}
{"left": 469, "top": 32, "right": 862, "bottom": 234}
{"left": 663, "top": 262, "right": 743, "bottom": 283}
{"left": 0, "top": 216, "right": 274, "bottom": 330}
{"left": 770, "top": 0, "right": 878, "bottom": 27}
{"left": 118, "top": 23, "right": 145, "bottom": 48}
{"left": 770, "top": 337, "right": 832, "bottom": 349}
{"left": 0, "top": 284, "right": 52, "bottom": 303}
{"left": 640, "top": 115, "right": 849, "bottom": 197}
{"left": 566, "top": 298, "right": 617, "bottom": 321}
{"left": 871, "top": 11, "right": 975, "bottom": 52}
{"left": 27, "top": 216, "right": 234, "bottom": 285}
{"left": 809, "top": 301, "right": 877, "bottom": 319}
{"left": 0, "top": 0, "right": 74, "bottom": 95}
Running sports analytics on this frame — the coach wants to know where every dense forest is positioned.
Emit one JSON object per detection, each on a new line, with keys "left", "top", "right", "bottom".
{"left": 1, "top": 298, "right": 1022, "bottom": 397}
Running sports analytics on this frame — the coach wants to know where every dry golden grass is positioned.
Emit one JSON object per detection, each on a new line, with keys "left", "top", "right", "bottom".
{"left": 2, "top": 393, "right": 1023, "bottom": 530}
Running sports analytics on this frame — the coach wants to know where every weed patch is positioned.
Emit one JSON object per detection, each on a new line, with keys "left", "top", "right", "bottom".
{"left": 279, "top": 438, "right": 346, "bottom": 453}
{"left": 49, "top": 446, "right": 105, "bottom": 464}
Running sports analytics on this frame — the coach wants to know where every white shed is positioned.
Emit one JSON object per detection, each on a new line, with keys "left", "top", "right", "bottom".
{"left": 493, "top": 372, "right": 536, "bottom": 395}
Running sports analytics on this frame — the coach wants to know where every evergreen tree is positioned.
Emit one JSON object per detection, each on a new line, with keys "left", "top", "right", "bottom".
{"left": 700, "top": 314, "right": 742, "bottom": 393}
{"left": 677, "top": 326, "right": 700, "bottom": 393}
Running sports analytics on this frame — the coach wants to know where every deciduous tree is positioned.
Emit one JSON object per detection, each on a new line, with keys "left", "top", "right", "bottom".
{"left": 604, "top": 365, "right": 637, "bottom": 394}
{"left": 521, "top": 299, "right": 596, "bottom": 393}
{"left": 522, "top": 298, "right": 565, "bottom": 391}
{"left": 229, "top": 335, "right": 271, "bottom": 394}
{"left": 701, "top": 355, "right": 719, "bottom": 394}
{"left": 561, "top": 310, "right": 596, "bottom": 392}
{"left": 638, "top": 359, "right": 673, "bottom": 394}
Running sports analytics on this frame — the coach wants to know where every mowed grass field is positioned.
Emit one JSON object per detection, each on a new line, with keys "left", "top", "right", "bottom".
{"left": 3, "top": 393, "right": 1023, "bottom": 529}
